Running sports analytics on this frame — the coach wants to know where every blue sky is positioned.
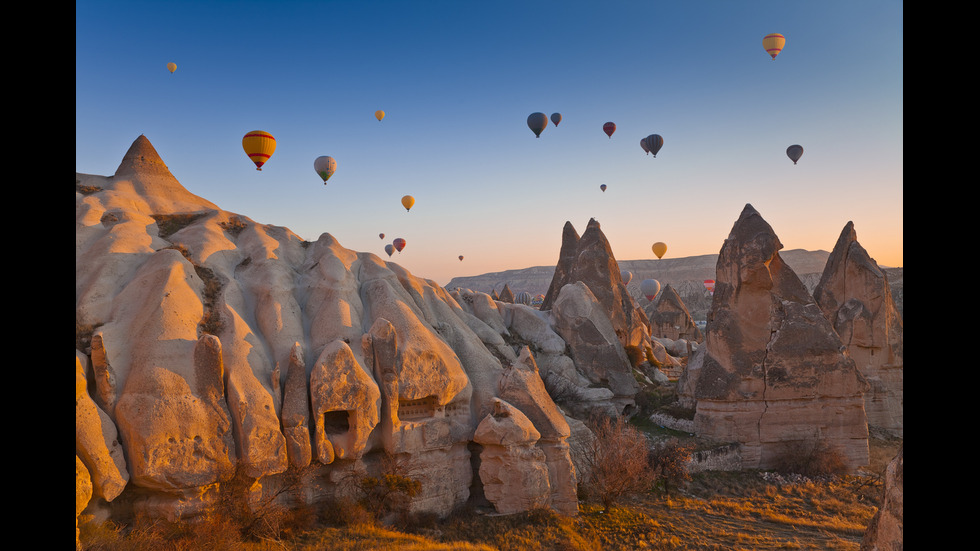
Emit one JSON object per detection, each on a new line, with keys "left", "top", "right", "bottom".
{"left": 76, "top": 1, "right": 903, "bottom": 286}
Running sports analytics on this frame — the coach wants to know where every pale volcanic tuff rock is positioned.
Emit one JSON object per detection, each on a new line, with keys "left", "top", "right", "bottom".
{"left": 814, "top": 222, "right": 903, "bottom": 437}
{"left": 75, "top": 136, "right": 591, "bottom": 526}
{"left": 860, "top": 445, "right": 903, "bottom": 550}
{"left": 692, "top": 204, "right": 870, "bottom": 471}
{"left": 644, "top": 283, "right": 704, "bottom": 344}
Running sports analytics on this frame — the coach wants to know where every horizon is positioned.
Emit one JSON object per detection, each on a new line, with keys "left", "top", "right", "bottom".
{"left": 76, "top": 1, "right": 903, "bottom": 286}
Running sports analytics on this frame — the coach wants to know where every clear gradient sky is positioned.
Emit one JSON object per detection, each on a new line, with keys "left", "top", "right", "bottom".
{"left": 76, "top": 1, "right": 903, "bottom": 286}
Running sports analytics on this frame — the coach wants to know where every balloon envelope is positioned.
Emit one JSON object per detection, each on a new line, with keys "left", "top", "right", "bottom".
{"left": 643, "top": 134, "right": 664, "bottom": 157}
{"left": 459, "top": 255, "right": 464, "bottom": 261}
{"left": 384, "top": 244, "right": 394, "bottom": 257}
{"left": 641, "top": 279, "right": 661, "bottom": 301}
{"left": 603, "top": 122, "right": 616, "bottom": 138}
{"left": 703, "top": 279, "right": 715, "bottom": 294}
{"left": 640, "top": 138, "right": 649, "bottom": 155}
{"left": 786, "top": 144, "right": 804, "bottom": 164}
{"left": 314, "top": 156, "right": 337, "bottom": 183}
{"left": 375, "top": 110, "right": 385, "bottom": 122}
{"left": 242, "top": 131, "right": 276, "bottom": 171}
{"left": 401, "top": 195, "right": 415, "bottom": 211}
{"left": 551, "top": 113, "right": 562, "bottom": 126}
{"left": 621, "top": 271, "right": 633, "bottom": 286}
{"left": 652, "top": 242, "right": 667, "bottom": 259}
{"left": 527, "top": 112, "right": 548, "bottom": 138}
{"left": 600, "top": 184, "right": 607, "bottom": 192}
{"left": 393, "top": 238, "right": 407, "bottom": 252}
{"left": 515, "top": 291, "right": 531, "bottom": 305}
{"left": 167, "top": 62, "right": 177, "bottom": 73}
{"left": 763, "top": 33, "right": 786, "bottom": 60}
{"left": 379, "top": 233, "right": 385, "bottom": 240}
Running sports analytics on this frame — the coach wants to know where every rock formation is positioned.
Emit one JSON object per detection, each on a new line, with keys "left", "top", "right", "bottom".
{"left": 814, "top": 222, "right": 903, "bottom": 437}
{"left": 540, "top": 219, "right": 653, "bottom": 356}
{"left": 75, "top": 136, "right": 594, "bottom": 529}
{"left": 691, "top": 204, "right": 870, "bottom": 471}
{"left": 860, "top": 445, "right": 903, "bottom": 550}
{"left": 644, "top": 283, "right": 703, "bottom": 344}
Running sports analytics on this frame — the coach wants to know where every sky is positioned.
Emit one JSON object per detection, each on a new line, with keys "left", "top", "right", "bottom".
{"left": 76, "top": 1, "right": 903, "bottom": 286}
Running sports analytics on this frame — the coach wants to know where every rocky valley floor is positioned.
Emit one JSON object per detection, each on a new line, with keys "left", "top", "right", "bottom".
{"left": 79, "top": 437, "right": 900, "bottom": 551}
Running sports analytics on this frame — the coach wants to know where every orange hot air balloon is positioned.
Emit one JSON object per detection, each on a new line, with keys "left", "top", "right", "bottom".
{"left": 393, "top": 238, "right": 407, "bottom": 252}
{"left": 242, "top": 131, "right": 276, "bottom": 171}
{"left": 401, "top": 195, "right": 415, "bottom": 212}
{"left": 763, "top": 33, "right": 786, "bottom": 60}
{"left": 375, "top": 110, "right": 385, "bottom": 122}
{"left": 652, "top": 241, "right": 667, "bottom": 259}
{"left": 167, "top": 62, "right": 177, "bottom": 74}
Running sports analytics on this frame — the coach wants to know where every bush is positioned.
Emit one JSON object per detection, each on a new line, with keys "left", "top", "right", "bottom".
{"left": 580, "top": 415, "right": 657, "bottom": 509}
{"left": 772, "top": 439, "right": 848, "bottom": 477}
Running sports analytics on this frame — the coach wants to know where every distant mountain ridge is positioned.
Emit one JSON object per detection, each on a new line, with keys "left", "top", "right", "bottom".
{"left": 447, "top": 249, "right": 840, "bottom": 297}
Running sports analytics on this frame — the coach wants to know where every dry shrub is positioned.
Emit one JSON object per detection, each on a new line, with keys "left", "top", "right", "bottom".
{"left": 772, "top": 438, "right": 848, "bottom": 477}
{"left": 580, "top": 415, "right": 657, "bottom": 509}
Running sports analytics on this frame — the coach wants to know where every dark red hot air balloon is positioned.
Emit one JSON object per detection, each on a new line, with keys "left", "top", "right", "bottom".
{"left": 602, "top": 122, "right": 616, "bottom": 138}
{"left": 392, "top": 238, "right": 407, "bottom": 253}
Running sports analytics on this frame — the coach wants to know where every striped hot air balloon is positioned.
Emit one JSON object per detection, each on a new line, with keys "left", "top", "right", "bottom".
{"left": 393, "top": 238, "right": 407, "bottom": 252}
{"left": 515, "top": 291, "right": 532, "bottom": 305}
{"left": 643, "top": 134, "right": 664, "bottom": 157}
{"left": 242, "top": 131, "right": 276, "bottom": 171}
{"left": 763, "top": 33, "right": 785, "bottom": 60}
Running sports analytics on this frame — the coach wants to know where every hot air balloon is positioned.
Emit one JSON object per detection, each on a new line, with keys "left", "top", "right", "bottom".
{"left": 643, "top": 134, "right": 664, "bottom": 157}
{"left": 621, "top": 271, "right": 633, "bottom": 286}
{"left": 703, "top": 279, "right": 715, "bottom": 295}
{"left": 652, "top": 242, "right": 667, "bottom": 259}
{"left": 242, "top": 131, "right": 276, "bottom": 171}
{"left": 379, "top": 233, "right": 385, "bottom": 240}
{"left": 531, "top": 294, "right": 545, "bottom": 307}
{"left": 603, "top": 122, "right": 616, "bottom": 138}
{"left": 314, "top": 156, "right": 337, "bottom": 183}
{"left": 167, "top": 62, "right": 177, "bottom": 74}
{"left": 763, "top": 33, "right": 786, "bottom": 61}
{"left": 600, "top": 184, "right": 607, "bottom": 192}
{"left": 515, "top": 291, "right": 531, "bottom": 305}
{"left": 393, "top": 238, "right": 407, "bottom": 253}
{"left": 384, "top": 244, "right": 395, "bottom": 257}
{"left": 786, "top": 145, "right": 804, "bottom": 165}
{"left": 551, "top": 113, "right": 562, "bottom": 126}
{"left": 459, "top": 255, "right": 464, "bottom": 261}
{"left": 641, "top": 279, "right": 661, "bottom": 301}
{"left": 375, "top": 110, "right": 385, "bottom": 122}
{"left": 401, "top": 195, "right": 415, "bottom": 212}
{"left": 527, "top": 112, "right": 548, "bottom": 138}
{"left": 640, "top": 138, "right": 650, "bottom": 155}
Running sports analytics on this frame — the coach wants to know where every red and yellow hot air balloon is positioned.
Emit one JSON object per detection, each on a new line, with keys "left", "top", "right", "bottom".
{"left": 393, "top": 238, "right": 407, "bottom": 253}
{"left": 401, "top": 195, "right": 415, "bottom": 212}
{"left": 763, "top": 33, "right": 785, "bottom": 60}
{"left": 703, "top": 279, "right": 715, "bottom": 295}
{"left": 242, "top": 131, "right": 276, "bottom": 171}
{"left": 652, "top": 241, "right": 667, "bottom": 259}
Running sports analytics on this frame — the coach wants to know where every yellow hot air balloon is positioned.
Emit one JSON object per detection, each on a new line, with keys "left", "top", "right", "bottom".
{"left": 763, "top": 33, "right": 785, "bottom": 60}
{"left": 242, "top": 131, "right": 277, "bottom": 171}
{"left": 652, "top": 242, "right": 667, "bottom": 259}
{"left": 401, "top": 195, "right": 415, "bottom": 212}
{"left": 167, "top": 62, "right": 177, "bottom": 74}
{"left": 375, "top": 110, "right": 385, "bottom": 122}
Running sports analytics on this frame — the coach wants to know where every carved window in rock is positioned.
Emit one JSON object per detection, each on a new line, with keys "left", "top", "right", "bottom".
{"left": 397, "top": 396, "right": 442, "bottom": 421}
{"left": 321, "top": 410, "right": 351, "bottom": 434}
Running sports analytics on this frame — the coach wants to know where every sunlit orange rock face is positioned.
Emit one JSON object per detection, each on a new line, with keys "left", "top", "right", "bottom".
{"left": 76, "top": 135, "right": 588, "bottom": 528}
{"left": 814, "top": 222, "right": 903, "bottom": 437}
{"left": 693, "top": 204, "right": 871, "bottom": 471}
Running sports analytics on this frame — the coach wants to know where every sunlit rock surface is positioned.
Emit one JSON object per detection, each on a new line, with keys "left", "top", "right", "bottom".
{"left": 75, "top": 136, "right": 592, "bottom": 526}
